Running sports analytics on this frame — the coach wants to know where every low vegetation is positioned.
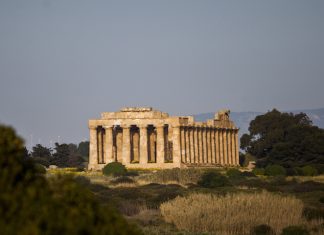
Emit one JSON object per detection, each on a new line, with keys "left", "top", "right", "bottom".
{"left": 160, "top": 191, "right": 304, "bottom": 235}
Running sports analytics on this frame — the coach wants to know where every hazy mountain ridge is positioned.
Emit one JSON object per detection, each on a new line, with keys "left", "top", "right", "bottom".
{"left": 194, "top": 108, "right": 324, "bottom": 136}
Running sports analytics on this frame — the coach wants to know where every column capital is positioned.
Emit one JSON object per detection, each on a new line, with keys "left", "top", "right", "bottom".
{"left": 103, "top": 125, "right": 113, "bottom": 129}
{"left": 122, "top": 125, "right": 131, "bottom": 129}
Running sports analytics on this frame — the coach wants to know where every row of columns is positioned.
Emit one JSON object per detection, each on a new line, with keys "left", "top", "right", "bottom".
{"left": 89, "top": 125, "right": 178, "bottom": 166}
{"left": 180, "top": 127, "right": 239, "bottom": 166}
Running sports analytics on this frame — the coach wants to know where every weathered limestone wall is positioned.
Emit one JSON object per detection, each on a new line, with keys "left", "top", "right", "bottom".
{"left": 88, "top": 107, "right": 239, "bottom": 170}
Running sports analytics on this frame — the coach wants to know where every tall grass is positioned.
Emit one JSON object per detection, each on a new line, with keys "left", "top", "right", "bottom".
{"left": 160, "top": 191, "right": 304, "bottom": 235}
{"left": 138, "top": 168, "right": 206, "bottom": 185}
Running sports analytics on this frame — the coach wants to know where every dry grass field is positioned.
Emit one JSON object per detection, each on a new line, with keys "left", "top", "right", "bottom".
{"left": 49, "top": 168, "right": 324, "bottom": 235}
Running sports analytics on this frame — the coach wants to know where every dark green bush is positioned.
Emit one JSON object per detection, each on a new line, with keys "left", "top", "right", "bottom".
{"left": 265, "top": 165, "right": 286, "bottom": 176}
{"left": 252, "top": 168, "right": 265, "bottom": 175}
{"left": 226, "top": 168, "right": 241, "bottom": 178}
{"left": 319, "top": 197, "right": 324, "bottom": 204}
{"left": 34, "top": 163, "right": 47, "bottom": 174}
{"left": 102, "top": 162, "right": 127, "bottom": 177}
{"left": 281, "top": 226, "right": 309, "bottom": 235}
{"left": 111, "top": 176, "right": 135, "bottom": 185}
{"left": 241, "top": 171, "right": 257, "bottom": 177}
{"left": 198, "top": 171, "right": 231, "bottom": 188}
{"left": 251, "top": 224, "right": 275, "bottom": 235}
{"left": 303, "top": 207, "right": 324, "bottom": 220}
{"left": 0, "top": 124, "right": 142, "bottom": 235}
{"left": 301, "top": 166, "right": 318, "bottom": 176}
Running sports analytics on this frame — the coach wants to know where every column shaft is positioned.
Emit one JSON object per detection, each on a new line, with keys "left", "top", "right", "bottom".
{"left": 172, "top": 126, "right": 181, "bottom": 165}
{"left": 211, "top": 128, "right": 215, "bottom": 164}
{"left": 139, "top": 126, "right": 148, "bottom": 164}
{"left": 198, "top": 127, "right": 202, "bottom": 163}
{"left": 235, "top": 130, "right": 239, "bottom": 165}
{"left": 194, "top": 127, "right": 199, "bottom": 163}
{"left": 185, "top": 127, "right": 190, "bottom": 163}
{"left": 104, "top": 126, "right": 113, "bottom": 164}
{"left": 89, "top": 128, "right": 98, "bottom": 168}
{"left": 219, "top": 129, "right": 224, "bottom": 165}
{"left": 215, "top": 129, "right": 220, "bottom": 164}
{"left": 223, "top": 130, "right": 228, "bottom": 165}
{"left": 180, "top": 127, "right": 186, "bottom": 163}
{"left": 207, "top": 128, "right": 211, "bottom": 163}
{"left": 190, "top": 127, "right": 195, "bottom": 163}
{"left": 156, "top": 126, "right": 165, "bottom": 164}
{"left": 122, "top": 127, "right": 130, "bottom": 165}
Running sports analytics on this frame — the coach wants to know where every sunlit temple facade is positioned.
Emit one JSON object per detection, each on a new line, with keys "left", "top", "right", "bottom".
{"left": 88, "top": 107, "right": 239, "bottom": 170}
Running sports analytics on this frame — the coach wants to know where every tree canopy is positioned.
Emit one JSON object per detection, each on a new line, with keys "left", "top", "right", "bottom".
{"left": 0, "top": 124, "right": 142, "bottom": 235}
{"left": 240, "top": 109, "right": 324, "bottom": 168}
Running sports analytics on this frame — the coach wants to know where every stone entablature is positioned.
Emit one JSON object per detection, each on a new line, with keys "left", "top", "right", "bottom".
{"left": 88, "top": 107, "right": 239, "bottom": 170}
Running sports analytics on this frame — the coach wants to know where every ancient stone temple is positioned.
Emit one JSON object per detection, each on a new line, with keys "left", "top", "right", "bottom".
{"left": 88, "top": 107, "right": 239, "bottom": 170}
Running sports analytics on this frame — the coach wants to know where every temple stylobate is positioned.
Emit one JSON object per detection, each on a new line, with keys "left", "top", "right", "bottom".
{"left": 88, "top": 107, "right": 239, "bottom": 170}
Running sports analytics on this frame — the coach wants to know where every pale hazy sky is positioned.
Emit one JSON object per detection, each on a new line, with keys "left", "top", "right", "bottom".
{"left": 0, "top": 0, "right": 323, "bottom": 148}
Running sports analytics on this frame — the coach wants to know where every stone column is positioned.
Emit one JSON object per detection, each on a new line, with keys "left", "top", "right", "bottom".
{"left": 211, "top": 128, "right": 215, "bottom": 164}
{"left": 180, "top": 126, "right": 185, "bottom": 163}
{"left": 156, "top": 126, "right": 165, "bottom": 164}
{"left": 190, "top": 127, "right": 195, "bottom": 163}
{"left": 185, "top": 127, "right": 190, "bottom": 163}
{"left": 103, "top": 126, "right": 113, "bottom": 164}
{"left": 194, "top": 126, "right": 199, "bottom": 163}
{"left": 89, "top": 127, "right": 98, "bottom": 169}
{"left": 200, "top": 127, "right": 205, "bottom": 163}
{"left": 198, "top": 127, "right": 202, "bottom": 163}
{"left": 122, "top": 126, "right": 130, "bottom": 165}
{"left": 139, "top": 125, "right": 148, "bottom": 164}
{"left": 223, "top": 129, "right": 228, "bottom": 165}
{"left": 172, "top": 126, "right": 181, "bottom": 165}
{"left": 235, "top": 130, "right": 239, "bottom": 165}
{"left": 97, "top": 128, "right": 103, "bottom": 164}
{"left": 219, "top": 129, "right": 224, "bottom": 165}
{"left": 207, "top": 128, "right": 211, "bottom": 163}
{"left": 215, "top": 129, "right": 220, "bottom": 164}
{"left": 204, "top": 127, "right": 208, "bottom": 163}
{"left": 231, "top": 130, "right": 236, "bottom": 166}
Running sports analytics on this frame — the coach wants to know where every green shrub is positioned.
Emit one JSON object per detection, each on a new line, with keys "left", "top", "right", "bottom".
{"left": 252, "top": 168, "right": 265, "bottom": 175}
{"left": 111, "top": 176, "right": 135, "bottom": 185}
{"left": 226, "top": 168, "right": 241, "bottom": 178}
{"left": 34, "top": 163, "right": 46, "bottom": 174}
{"left": 265, "top": 165, "right": 286, "bottom": 176}
{"left": 281, "top": 226, "right": 309, "bottom": 235}
{"left": 251, "top": 224, "right": 275, "bottom": 235}
{"left": 198, "top": 171, "right": 230, "bottom": 188}
{"left": 102, "top": 162, "right": 127, "bottom": 177}
{"left": 303, "top": 207, "right": 324, "bottom": 220}
{"left": 301, "top": 166, "right": 318, "bottom": 176}
{"left": 319, "top": 197, "right": 324, "bottom": 204}
{"left": 241, "top": 171, "right": 257, "bottom": 177}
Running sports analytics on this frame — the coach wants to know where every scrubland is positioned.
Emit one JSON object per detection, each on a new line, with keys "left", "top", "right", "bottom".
{"left": 49, "top": 168, "right": 324, "bottom": 235}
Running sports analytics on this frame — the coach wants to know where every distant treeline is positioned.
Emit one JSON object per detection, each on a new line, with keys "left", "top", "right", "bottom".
{"left": 27, "top": 141, "right": 89, "bottom": 168}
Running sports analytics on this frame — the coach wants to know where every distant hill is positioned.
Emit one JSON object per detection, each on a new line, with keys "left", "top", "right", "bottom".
{"left": 194, "top": 108, "right": 324, "bottom": 137}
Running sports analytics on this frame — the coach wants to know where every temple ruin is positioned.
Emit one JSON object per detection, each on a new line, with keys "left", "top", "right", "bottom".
{"left": 88, "top": 107, "right": 239, "bottom": 170}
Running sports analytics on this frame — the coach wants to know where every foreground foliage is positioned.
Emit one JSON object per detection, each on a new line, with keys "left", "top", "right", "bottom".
{"left": 160, "top": 191, "right": 304, "bottom": 235}
{"left": 0, "top": 124, "right": 141, "bottom": 235}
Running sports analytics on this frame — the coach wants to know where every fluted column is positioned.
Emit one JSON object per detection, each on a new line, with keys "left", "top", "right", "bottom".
{"left": 223, "top": 129, "right": 228, "bottom": 165}
{"left": 215, "top": 129, "right": 220, "bottom": 164}
{"left": 198, "top": 127, "right": 202, "bottom": 163}
{"left": 185, "top": 127, "right": 190, "bottom": 163}
{"left": 172, "top": 126, "right": 181, "bottom": 165}
{"left": 98, "top": 128, "right": 104, "bottom": 164}
{"left": 190, "top": 127, "right": 195, "bottom": 163}
{"left": 194, "top": 126, "right": 199, "bottom": 163}
{"left": 156, "top": 126, "right": 165, "bottom": 164}
{"left": 104, "top": 126, "right": 113, "bottom": 164}
{"left": 230, "top": 130, "right": 234, "bottom": 166}
{"left": 122, "top": 126, "right": 130, "bottom": 165}
{"left": 207, "top": 128, "right": 211, "bottom": 163}
{"left": 219, "top": 129, "right": 224, "bottom": 165}
{"left": 89, "top": 127, "right": 98, "bottom": 168}
{"left": 139, "top": 125, "right": 148, "bottom": 164}
{"left": 202, "top": 127, "right": 207, "bottom": 163}
{"left": 235, "top": 130, "right": 239, "bottom": 165}
{"left": 180, "top": 127, "right": 186, "bottom": 163}
{"left": 211, "top": 128, "right": 215, "bottom": 164}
